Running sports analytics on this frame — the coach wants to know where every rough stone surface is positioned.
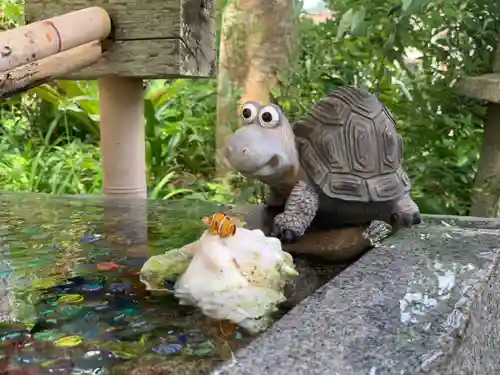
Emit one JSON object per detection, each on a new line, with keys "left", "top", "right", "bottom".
{"left": 211, "top": 215, "right": 500, "bottom": 375}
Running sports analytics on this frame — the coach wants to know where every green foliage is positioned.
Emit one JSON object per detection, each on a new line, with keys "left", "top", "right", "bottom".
{"left": 1, "top": 0, "right": 499, "bottom": 215}
{"left": 0, "top": 0, "right": 23, "bottom": 29}
{"left": 273, "top": 0, "right": 500, "bottom": 215}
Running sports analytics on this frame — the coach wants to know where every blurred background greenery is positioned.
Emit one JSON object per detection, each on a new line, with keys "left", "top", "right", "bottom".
{"left": 0, "top": 0, "right": 499, "bottom": 215}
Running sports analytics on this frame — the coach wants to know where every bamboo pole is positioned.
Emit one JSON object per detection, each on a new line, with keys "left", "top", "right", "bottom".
{"left": 98, "top": 77, "right": 148, "bottom": 264}
{"left": 0, "top": 7, "right": 110, "bottom": 72}
{"left": 98, "top": 77, "right": 147, "bottom": 199}
{"left": 0, "top": 41, "right": 102, "bottom": 99}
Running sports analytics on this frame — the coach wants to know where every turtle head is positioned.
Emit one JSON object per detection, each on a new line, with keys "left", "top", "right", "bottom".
{"left": 224, "top": 101, "right": 300, "bottom": 187}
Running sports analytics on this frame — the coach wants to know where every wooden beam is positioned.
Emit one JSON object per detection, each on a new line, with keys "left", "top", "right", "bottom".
{"left": 25, "top": 1, "right": 182, "bottom": 39}
{"left": 24, "top": 0, "right": 217, "bottom": 78}
{"left": 456, "top": 73, "right": 500, "bottom": 104}
{"left": 61, "top": 39, "right": 212, "bottom": 80}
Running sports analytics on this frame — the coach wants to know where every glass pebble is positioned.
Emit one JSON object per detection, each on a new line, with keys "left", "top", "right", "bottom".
{"left": 41, "top": 358, "right": 73, "bottom": 373}
{"left": 131, "top": 321, "right": 147, "bottom": 328}
{"left": 67, "top": 276, "right": 87, "bottom": 285}
{"left": 152, "top": 343, "right": 183, "bottom": 356}
{"left": 40, "top": 294, "right": 59, "bottom": 305}
{"left": 53, "top": 335, "right": 83, "bottom": 347}
{"left": 2, "top": 332, "right": 23, "bottom": 341}
{"left": 80, "top": 283, "right": 102, "bottom": 293}
{"left": 33, "top": 329, "right": 64, "bottom": 342}
{"left": 184, "top": 341, "right": 216, "bottom": 357}
{"left": 83, "top": 349, "right": 113, "bottom": 361}
{"left": 121, "top": 257, "right": 146, "bottom": 268}
{"left": 58, "top": 294, "right": 83, "bottom": 304}
{"left": 109, "top": 351, "right": 135, "bottom": 360}
{"left": 60, "top": 323, "right": 87, "bottom": 337}
{"left": 50, "top": 282, "right": 76, "bottom": 293}
{"left": 72, "top": 368, "right": 103, "bottom": 375}
{"left": 11, "top": 352, "right": 45, "bottom": 364}
{"left": 107, "top": 283, "right": 131, "bottom": 293}
{"left": 32, "top": 278, "right": 57, "bottom": 290}
{"left": 0, "top": 322, "right": 27, "bottom": 336}
{"left": 96, "top": 262, "right": 118, "bottom": 271}
{"left": 179, "top": 330, "right": 206, "bottom": 344}
{"left": 80, "top": 234, "right": 102, "bottom": 243}
{"left": 56, "top": 305, "right": 82, "bottom": 318}
{"left": 83, "top": 300, "right": 108, "bottom": 309}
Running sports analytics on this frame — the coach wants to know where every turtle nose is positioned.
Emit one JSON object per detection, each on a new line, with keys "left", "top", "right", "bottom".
{"left": 226, "top": 145, "right": 250, "bottom": 158}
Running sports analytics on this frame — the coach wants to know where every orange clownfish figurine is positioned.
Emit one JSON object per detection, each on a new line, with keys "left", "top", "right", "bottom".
{"left": 202, "top": 212, "right": 237, "bottom": 237}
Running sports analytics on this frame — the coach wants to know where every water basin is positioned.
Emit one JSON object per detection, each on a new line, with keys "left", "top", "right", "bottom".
{"left": 0, "top": 192, "right": 351, "bottom": 375}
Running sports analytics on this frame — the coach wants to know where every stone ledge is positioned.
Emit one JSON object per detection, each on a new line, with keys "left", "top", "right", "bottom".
{"left": 211, "top": 215, "right": 500, "bottom": 375}
{"left": 456, "top": 73, "right": 500, "bottom": 103}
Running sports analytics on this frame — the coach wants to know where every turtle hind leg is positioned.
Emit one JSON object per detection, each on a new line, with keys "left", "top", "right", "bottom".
{"left": 272, "top": 180, "right": 319, "bottom": 243}
{"left": 389, "top": 193, "right": 421, "bottom": 229}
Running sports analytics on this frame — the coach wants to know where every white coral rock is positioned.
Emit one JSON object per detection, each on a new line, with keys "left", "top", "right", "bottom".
{"left": 140, "top": 228, "right": 298, "bottom": 334}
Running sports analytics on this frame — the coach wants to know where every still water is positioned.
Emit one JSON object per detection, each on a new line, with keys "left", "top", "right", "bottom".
{"left": 0, "top": 192, "right": 258, "bottom": 375}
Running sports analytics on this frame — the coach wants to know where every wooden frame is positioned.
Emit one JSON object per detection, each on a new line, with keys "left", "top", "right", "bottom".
{"left": 24, "top": 0, "right": 217, "bottom": 79}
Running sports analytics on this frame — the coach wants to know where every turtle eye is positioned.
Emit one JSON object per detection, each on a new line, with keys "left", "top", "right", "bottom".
{"left": 241, "top": 102, "right": 258, "bottom": 124}
{"left": 258, "top": 105, "right": 280, "bottom": 128}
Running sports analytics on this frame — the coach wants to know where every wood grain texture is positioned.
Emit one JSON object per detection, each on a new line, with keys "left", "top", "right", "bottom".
{"left": 0, "top": 41, "right": 102, "bottom": 99}
{"left": 180, "top": 0, "right": 217, "bottom": 76}
{"left": 456, "top": 73, "right": 500, "bottom": 104}
{"left": 24, "top": 0, "right": 216, "bottom": 78}
{"left": 25, "top": 0, "right": 181, "bottom": 39}
{"left": 59, "top": 40, "right": 181, "bottom": 79}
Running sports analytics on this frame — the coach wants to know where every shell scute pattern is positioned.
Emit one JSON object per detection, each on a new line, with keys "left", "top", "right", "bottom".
{"left": 293, "top": 86, "right": 407, "bottom": 203}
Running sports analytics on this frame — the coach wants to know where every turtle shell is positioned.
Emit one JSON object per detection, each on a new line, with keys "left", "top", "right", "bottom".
{"left": 293, "top": 86, "right": 408, "bottom": 202}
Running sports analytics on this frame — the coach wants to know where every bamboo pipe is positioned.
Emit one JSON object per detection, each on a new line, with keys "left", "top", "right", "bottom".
{"left": 0, "top": 7, "right": 111, "bottom": 73}
{"left": 0, "top": 41, "right": 102, "bottom": 99}
{"left": 98, "top": 77, "right": 147, "bottom": 199}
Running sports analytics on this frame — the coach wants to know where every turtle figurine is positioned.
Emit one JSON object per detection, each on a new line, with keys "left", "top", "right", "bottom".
{"left": 224, "top": 85, "right": 421, "bottom": 243}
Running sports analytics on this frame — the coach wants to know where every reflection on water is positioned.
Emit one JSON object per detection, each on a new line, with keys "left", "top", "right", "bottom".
{"left": 0, "top": 192, "right": 257, "bottom": 375}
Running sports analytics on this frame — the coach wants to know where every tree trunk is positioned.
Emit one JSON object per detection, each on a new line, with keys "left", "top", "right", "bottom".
{"left": 470, "top": 102, "right": 500, "bottom": 217}
{"left": 215, "top": 0, "right": 297, "bottom": 176}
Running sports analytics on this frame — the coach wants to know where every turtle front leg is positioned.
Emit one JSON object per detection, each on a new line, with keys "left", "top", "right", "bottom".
{"left": 272, "top": 180, "right": 319, "bottom": 243}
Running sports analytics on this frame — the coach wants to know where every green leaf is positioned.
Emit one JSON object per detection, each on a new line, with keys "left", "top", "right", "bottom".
{"left": 401, "top": 0, "right": 412, "bottom": 12}
{"left": 336, "top": 8, "right": 354, "bottom": 40}
{"left": 350, "top": 7, "right": 367, "bottom": 36}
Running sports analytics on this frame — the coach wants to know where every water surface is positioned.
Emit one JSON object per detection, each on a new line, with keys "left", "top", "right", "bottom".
{"left": 0, "top": 192, "right": 259, "bottom": 375}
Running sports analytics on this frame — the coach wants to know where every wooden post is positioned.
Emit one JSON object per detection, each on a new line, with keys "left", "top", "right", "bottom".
{"left": 98, "top": 77, "right": 147, "bottom": 199}
{"left": 99, "top": 77, "right": 148, "bottom": 261}
{"left": 456, "top": 40, "right": 500, "bottom": 217}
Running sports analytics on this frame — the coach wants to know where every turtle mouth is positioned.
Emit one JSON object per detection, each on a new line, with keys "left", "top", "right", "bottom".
{"left": 238, "top": 155, "right": 281, "bottom": 176}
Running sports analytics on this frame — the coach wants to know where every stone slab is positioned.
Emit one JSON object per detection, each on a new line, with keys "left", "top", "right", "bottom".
{"left": 211, "top": 215, "right": 500, "bottom": 375}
